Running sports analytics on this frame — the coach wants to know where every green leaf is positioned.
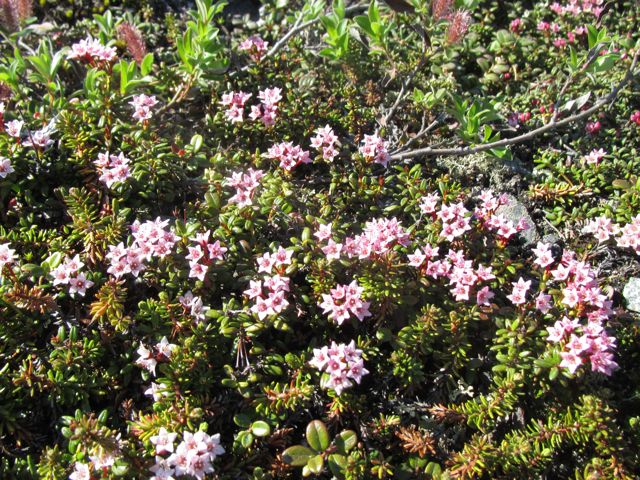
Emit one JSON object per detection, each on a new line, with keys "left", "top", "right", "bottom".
{"left": 307, "top": 455, "right": 324, "bottom": 474}
{"left": 239, "top": 431, "right": 254, "bottom": 448}
{"left": 140, "top": 53, "right": 154, "bottom": 76}
{"left": 306, "top": 420, "right": 330, "bottom": 451}
{"left": 251, "top": 421, "right": 271, "bottom": 437}
{"left": 282, "top": 445, "right": 315, "bottom": 466}
{"left": 190, "top": 134, "right": 203, "bottom": 153}
{"left": 233, "top": 414, "right": 251, "bottom": 428}
{"left": 334, "top": 430, "right": 357, "bottom": 454}
{"left": 328, "top": 454, "right": 348, "bottom": 476}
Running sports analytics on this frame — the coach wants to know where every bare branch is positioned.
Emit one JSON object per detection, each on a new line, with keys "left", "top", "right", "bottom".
{"left": 391, "top": 48, "right": 640, "bottom": 161}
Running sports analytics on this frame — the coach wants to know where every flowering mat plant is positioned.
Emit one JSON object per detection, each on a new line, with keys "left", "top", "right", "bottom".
{"left": 1, "top": 0, "right": 640, "bottom": 478}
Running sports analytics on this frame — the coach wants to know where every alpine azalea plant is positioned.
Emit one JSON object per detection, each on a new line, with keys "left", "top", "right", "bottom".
{"left": 1, "top": 0, "right": 640, "bottom": 479}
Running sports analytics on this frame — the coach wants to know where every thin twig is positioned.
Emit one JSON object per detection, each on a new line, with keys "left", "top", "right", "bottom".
{"left": 231, "top": 4, "right": 368, "bottom": 78}
{"left": 390, "top": 112, "right": 443, "bottom": 154}
{"left": 391, "top": 48, "right": 640, "bottom": 161}
{"left": 551, "top": 43, "right": 602, "bottom": 122}
{"left": 381, "top": 37, "right": 430, "bottom": 127}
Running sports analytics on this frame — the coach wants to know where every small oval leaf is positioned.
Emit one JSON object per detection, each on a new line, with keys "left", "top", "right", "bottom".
{"left": 307, "top": 455, "right": 324, "bottom": 474}
{"left": 306, "top": 420, "right": 330, "bottom": 452}
{"left": 282, "top": 445, "right": 315, "bottom": 466}
{"left": 251, "top": 420, "right": 271, "bottom": 437}
{"left": 335, "top": 430, "right": 357, "bottom": 453}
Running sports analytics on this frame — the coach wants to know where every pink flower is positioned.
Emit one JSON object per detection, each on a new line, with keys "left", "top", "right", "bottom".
{"left": 553, "top": 37, "right": 567, "bottom": 48}
{"left": 537, "top": 21, "right": 550, "bottom": 32}
{"left": 314, "top": 223, "right": 333, "bottom": 242}
{"left": 4, "top": 119, "right": 23, "bottom": 138}
{"left": 149, "top": 456, "right": 175, "bottom": 480}
{"left": 69, "top": 462, "right": 92, "bottom": 480}
{"left": 68, "top": 272, "right": 94, "bottom": 296}
{"left": 559, "top": 350, "right": 583, "bottom": 374}
{"left": 585, "top": 120, "right": 601, "bottom": 135}
{"left": 24, "top": 128, "right": 53, "bottom": 148}
{"left": 536, "top": 293, "right": 553, "bottom": 313}
{"left": 509, "top": 18, "right": 522, "bottom": 33}
{"left": 151, "top": 427, "right": 178, "bottom": 455}
{"left": 419, "top": 193, "right": 440, "bottom": 214}
{"left": 583, "top": 148, "right": 605, "bottom": 165}
{"left": 136, "top": 343, "right": 158, "bottom": 375}
{"left": 582, "top": 215, "right": 619, "bottom": 242}
{"left": 617, "top": 215, "right": 640, "bottom": 254}
{"left": 226, "top": 168, "right": 264, "bottom": 207}
{"left": 251, "top": 87, "right": 283, "bottom": 126}
{"left": 0, "top": 156, "right": 14, "bottom": 178}
{"left": 476, "top": 286, "right": 494, "bottom": 305}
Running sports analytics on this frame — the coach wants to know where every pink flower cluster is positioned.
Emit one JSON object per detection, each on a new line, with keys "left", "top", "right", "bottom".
{"left": 310, "top": 125, "right": 339, "bottom": 162}
{"left": 317, "top": 217, "right": 410, "bottom": 262}
{"left": 309, "top": 341, "right": 368, "bottom": 395}
{"left": 50, "top": 254, "right": 94, "bottom": 296}
{"left": 617, "top": 215, "right": 640, "bottom": 254}
{"left": 583, "top": 214, "right": 640, "bottom": 254}
{"left": 631, "top": 111, "right": 640, "bottom": 125}
{"left": 411, "top": 188, "right": 618, "bottom": 376}
{"left": 547, "top": 317, "right": 618, "bottom": 375}
{"left": 358, "top": 133, "right": 391, "bottom": 167}
{"left": 68, "top": 36, "right": 117, "bottom": 63}
{"left": 239, "top": 35, "right": 269, "bottom": 62}
{"left": 0, "top": 242, "right": 17, "bottom": 272}
{"left": 550, "top": 0, "right": 604, "bottom": 17}
{"left": 529, "top": 247, "right": 617, "bottom": 375}
{"left": 0, "top": 156, "right": 14, "bottom": 178}
{"left": 225, "top": 168, "right": 265, "bottom": 207}
{"left": 130, "top": 94, "right": 158, "bottom": 122}
{"left": 178, "top": 291, "right": 210, "bottom": 323}
{"left": 319, "top": 280, "right": 372, "bottom": 325}
{"left": 266, "top": 141, "right": 310, "bottom": 172}
{"left": 246, "top": 274, "right": 290, "bottom": 320}
{"left": 136, "top": 337, "right": 176, "bottom": 376}
{"left": 249, "top": 87, "right": 282, "bottom": 126}
{"left": 106, "top": 218, "right": 178, "bottom": 278}
{"left": 149, "top": 429, "right": 224, "bottom": 480}
{"left": 245, "top": 247, "right": 293, "bottom": 319}
{"left": 94, "top": 152, "right": 132, "bottom": 188}
{"left": 221, "top": 88, "right": 282, "bottom": 126}
{"left": 185, "top": 231, "right": 227, "bottom": 281}
{"left": 409, "top": 246, "right": 496, "bottom": 303}
{"left": 220, "top": 91, "right": 252, "bottom": 123}
{"left": 437, "top": 201, "right": 472, "bottom": 242}
{"left": 582, "top": 216, "right": 619, "bottom": 243}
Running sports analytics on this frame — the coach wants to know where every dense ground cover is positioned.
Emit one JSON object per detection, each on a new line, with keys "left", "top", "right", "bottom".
{"left": 1, "top": 0, "right": 640, "bottom": 478}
